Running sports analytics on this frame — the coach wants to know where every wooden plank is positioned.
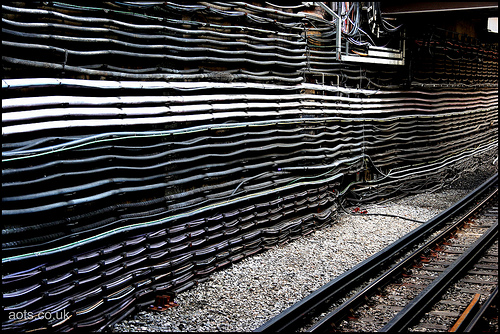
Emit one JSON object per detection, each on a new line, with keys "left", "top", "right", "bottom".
{"left": 440, "top": 300, "right": 468, "bottom": 307}
{"left": 443, "top": 249, "right": 465, "bottom": 254}
{"left": 374, "top": 304, "right": 404, "bottom": 312}
{"left": 474, "top": 264, "right": 498, "bottom": 270}
{"left": 429, "top": 310, "right": 461, "bottom": 317}
{"left": 422, "top": 266, "right": 446, "bottom": 272}
{"left": 418, "top": 323, "right": 449, "bottom": 330}
{"left": 461, "top": 278, "right": 498, "bottom": 284}
{"left": 467, "top": 270, "right": 498, "bottom": 276}
{"left": 480, "top": 258, "right": 498, "bottom": 263}
{"left": 459, "top": 287, "right": 492, "bottom": 294}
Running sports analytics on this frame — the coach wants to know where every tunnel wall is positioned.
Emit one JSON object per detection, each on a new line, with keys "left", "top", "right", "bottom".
{"left": 2, "top": 2, "right": 498, "bottom": 331}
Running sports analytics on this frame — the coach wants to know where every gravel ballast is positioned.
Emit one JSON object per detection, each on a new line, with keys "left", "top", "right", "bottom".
{"left": 112, "top": 155, "right": 497, "bottom": 332}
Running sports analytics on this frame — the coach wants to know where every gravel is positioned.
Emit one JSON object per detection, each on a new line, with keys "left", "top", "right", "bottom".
{"left": 112, "top": 153, "right": 497, "bottom": 332}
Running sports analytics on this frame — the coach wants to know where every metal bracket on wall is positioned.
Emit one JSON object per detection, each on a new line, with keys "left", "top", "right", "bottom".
{"left": 315, "top": 2, "right": 405, "bottom": 66}
{"left": 305, "top": 72, "right": 340, "bottom": 86}
{"left": 343, "top": 40, "right": 405, "bottom": 65}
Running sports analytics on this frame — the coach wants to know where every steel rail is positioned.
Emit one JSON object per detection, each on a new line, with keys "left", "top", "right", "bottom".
{"left": 254, "top": 173, "right": 497, "bottom": 332}
{"left": 380, "top": 221, "right": 498, "bottom": 332}
{"left": 307, "top": 181, "right": 498, "bottom": 332}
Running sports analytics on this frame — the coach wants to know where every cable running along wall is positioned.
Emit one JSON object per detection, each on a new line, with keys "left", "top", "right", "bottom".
{"left": 2, "top": 2, "right": 498, "bottom": 332}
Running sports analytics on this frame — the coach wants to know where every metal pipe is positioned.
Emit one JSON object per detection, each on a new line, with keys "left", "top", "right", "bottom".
{"left": 315, "top": 2, "right": 342, "bottom": 60}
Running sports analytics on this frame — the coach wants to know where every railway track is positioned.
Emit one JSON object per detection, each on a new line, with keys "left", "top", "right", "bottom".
{"left": 256, "top": 173, "right": 498, "bottom": 332}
